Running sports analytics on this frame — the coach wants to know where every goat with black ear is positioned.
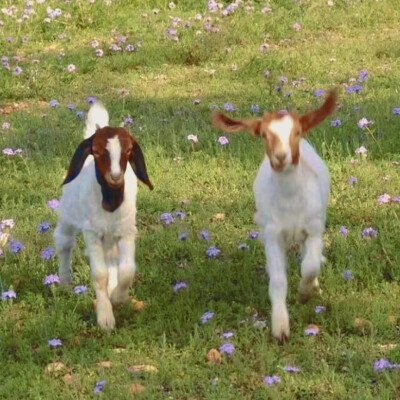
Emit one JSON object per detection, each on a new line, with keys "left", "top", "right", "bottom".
{"left": 54, "top": 102, "right": 153, "bottom": 330}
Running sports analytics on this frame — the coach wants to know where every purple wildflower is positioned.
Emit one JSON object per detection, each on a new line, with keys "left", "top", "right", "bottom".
{"left": 224, "top": 103, "right": 235, "bottom": 112}
{"left": 358, "top": 70, "right": 368, "bottom": 82}
{"left": 373, "top": 358, "right": 393, "bottom": 372}
{"left": 377, "top": 194, "right": 391, "bottom": 205}
{"left": 67, "top": 103, "right": 75, "bottom": 110}
{"left": 248, "top": 231, "right": 259, "bottom": 239}
{"left": 10, "top": 241, "right": 23, "bottom": 254}
{"left": 237, "top": 243, "right": 249, "bottom": 251}
{"left": 199, "top": 230, "right": 210, "bottom": 241}
{"left": 86, "top": 96, "right": 96, "bottom": 105}
{"left": 48, "top": 338, "right": 62, "bottom": 348}
{"left": 160, "top": 213, "right": 174, "bottom": 225}
{"left": 283, "top": 365, "right": 301, "bottom": 373}
{"left": 393, "top": 107, "right": 400, "bottom": 116}
{"left": 124, "top": 116, "right": 134, "bottom": 126}
{"left": 74, "top": 285, "right": 87, "bottom": 294}
{"left": 37, "top": 221, "right": 51, "bottom": 233}
{"left": 2, "top": 122, "right": 10, "bottom": 130}
{"left": 348, "top": 176, "right": 357, "bottom": 185}
{"left": 217, "top": 136, "right": 229, "bottom": 146}
{"left": 305, "top": 326, "right": 320, "bottom": 336}
{"left": 392, "top": 196, "right": 400, "bottom": 203}
{"left": 357, "top": 119, "right": 370, "bottom": 129}
{"left": 200, "top": 311, "right": 214, "bottom": 324}
{"left": 1, "top": 290, "right": 17, "bottom": 301}
{"left": 259, "top": 43, "right": 269, "bottom": 52}
{"left": 91, "top": 40, "right": 99, "bottom": 48}
{"left": 49, "top": 99, "right": 59, "bottom": 107}
{"left": 251, "top": 104, "right": 260, "bottom": 113}
{"left": 47, "top": 199, "right": 60, "bottom": 210}
{"left": 174, "top": 211, "right": 186, "bottom": 219}
{"left": 43, "top": 274, "right": 60, "bottom": 286}
{"left": 3, "top": 148, "right": 23, "bottom": 156}
{"left": 94, "top": 380, "right": 106, "bottom": 394}
{"left": 314, "top": 89, "right": 324, "bottom": 97}
{"left": 221, "top": 331, "right": 234, "bottom": 339}
{"left": 263, "top": 376, "right": 280, "bottom": 386}
{"left": 343, "top": 270, "right": 353, "bottom": 281}
{"left": 292, "top": 22, "right": 302, "bottom": 31}
{"left": 278, "top": 76, "right": 288, "bottom": 84}
{"left": 0, "top": 249, "right": 3, "bottom": 257}
{"left": 339, "top": 226, "right": 348, "bottom": 237}
{"left": 66, "top": 64, "right": 75, "bottom": 73}
{"left": 95, "top": 49, "right": 104, "bottom": 57}
{"left": 173, "top": 281, "right": 187, "bottom": 292}
{"left": 346, "top": 85, "right": 363, "bottom": 94}
{"left": 14, "top": 66, "right": 22, "bottom": 76}
{"left": 206, "top": 246, "right": 220, "bottom": 258}
{"left": 41, "top": 247, "right": 55, "bottom": 260}
{"left": 177, "top": 232, "right": 188, "bottom": 241}
{"left": 315, "top": 305, "right": 326, "bottom": 314}
{"left": 219, "top": 342, "right": 235, "bottom": 356}
{"left": 208, "top": 0, "right": 218, "bottom": 12}
{"left": 125, "top": 44, "right": 135, "bottom": 52}
{"left": 355, "top": 145, "right": 368, "bottom": 154}
{"left": 331, "top": 119, "right": 341, "bottom": 127}
{"left": 76, "top": 110, "right": 85, "bottom": 119}
{"left": 362, "top": 227, "right": 378, "bottom": 239}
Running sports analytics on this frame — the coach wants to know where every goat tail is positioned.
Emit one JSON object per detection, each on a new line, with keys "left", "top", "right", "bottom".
{"left": 84, "top": 102, "right": 110, "bottom": 138}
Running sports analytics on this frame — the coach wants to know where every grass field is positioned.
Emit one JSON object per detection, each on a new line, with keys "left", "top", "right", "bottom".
{"left": 1, "top": 0, "right": 400, "bottom": 398}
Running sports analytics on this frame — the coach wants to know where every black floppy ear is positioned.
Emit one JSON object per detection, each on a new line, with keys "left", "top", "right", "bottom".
{"left": 63, "top": 135, "right": 94, "bottom": 185}
{"left": 129, "top": 139, "right": 154, "bottom": 190}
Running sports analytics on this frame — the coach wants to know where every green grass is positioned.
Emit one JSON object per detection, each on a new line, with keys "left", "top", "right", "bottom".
{"left": 1, "top": 0, "right": 400, "bottom": 398}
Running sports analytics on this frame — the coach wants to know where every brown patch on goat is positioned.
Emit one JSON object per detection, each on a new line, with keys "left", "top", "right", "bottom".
{"left": 211, "top": 90, "right": 338, "bottom": 171}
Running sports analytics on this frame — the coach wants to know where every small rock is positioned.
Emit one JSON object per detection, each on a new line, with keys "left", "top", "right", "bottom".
{"left": 131, "top": 383, "right": 145, "bottom": 395}
{"left": 98, "top": 361, "right": 112, "bottom": 368}
{"left": 205, "top": 348, "right": 222, "bottom": 364}
{"left": 132, "top": 299, "right": 145, "bottom": 312}
{"left": 127, "top": 364, "right": 158, "bottom": 373}
{"left": 62, "top": 373, "right": 73, "bottom": 384}
{"left": 212, "top": 213, "right": 225, "bottom": 222}
{"left": 45, "top": 362, "right": 67, "bottom": 376}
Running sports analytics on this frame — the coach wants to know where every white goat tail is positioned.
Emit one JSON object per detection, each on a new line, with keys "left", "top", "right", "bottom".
{"left": 85, "top": 102, "right": 109, "bottom": 138}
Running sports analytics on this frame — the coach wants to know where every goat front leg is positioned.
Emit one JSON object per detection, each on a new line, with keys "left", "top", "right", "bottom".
{"left": 298, "top": 234, "right": 323, "bottom": 304}
{"left": 265, "top": 229, "right": 289, "bottom": 343}
{"left": 110, "top": 234, "right": 136, "bottom": 306}
{"left": 83, "top": 231, "right": 115, "bottom": 330}
{"left": 54, "top": 222, "right": 76, "bottom": 285}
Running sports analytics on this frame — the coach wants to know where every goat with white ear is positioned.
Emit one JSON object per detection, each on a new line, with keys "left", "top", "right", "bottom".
{"left": 54, "top": 103, "right": 153, "bottom": 330}
{"left": 212, "top": 91, "right": 337, "bottom": 343}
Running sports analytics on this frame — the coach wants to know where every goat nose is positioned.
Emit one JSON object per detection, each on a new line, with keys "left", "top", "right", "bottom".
{"left": 110, "top": 172, "right": 122, "bottom": 181}
{"left": 276, "top": 153, "right": 287, "bottom": 163}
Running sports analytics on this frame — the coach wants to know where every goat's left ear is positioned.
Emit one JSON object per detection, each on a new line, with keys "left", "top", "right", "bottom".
{"left": 129, "top": 138, "right": 154, "bottom": 190}
{"left": 299, "top": 90, "right": 338, "bottom": 136}
{"left": 63, "top": 135, "right": 94, "bottom": 185}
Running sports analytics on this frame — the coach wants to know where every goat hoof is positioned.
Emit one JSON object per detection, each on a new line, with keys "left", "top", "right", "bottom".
{"left": 278, "top": 333, "right": 289, "bottom": 345}
{"left": 97, "top": 311, "right": 116, "bottom": 331}
{"left": 298, "top": 292, "right": 312, "bottom": 304}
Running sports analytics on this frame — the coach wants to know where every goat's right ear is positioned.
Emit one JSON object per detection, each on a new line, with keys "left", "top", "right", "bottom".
{"left": 212, "top": 110, "right": 262, "bottom": 137}
{"left": 63, "top": 135, "right": 94, "bottom": 185}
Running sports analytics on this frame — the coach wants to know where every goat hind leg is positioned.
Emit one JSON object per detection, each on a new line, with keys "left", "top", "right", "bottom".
{"left": 110, "top": 235, "right": 136, "bottom": 306}
{"left": 298, "top": 235, "right": 323, "bottom": 303}
{"left": 54, "top": 223, "right": 75, "bottom": 285}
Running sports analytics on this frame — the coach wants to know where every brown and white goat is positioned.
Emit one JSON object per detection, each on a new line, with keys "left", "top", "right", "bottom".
{"left": 54, "top": 103, "right": 153, "bottom": 330}
{"left": 212, "top": 91, "right": 337, "bottom": 342}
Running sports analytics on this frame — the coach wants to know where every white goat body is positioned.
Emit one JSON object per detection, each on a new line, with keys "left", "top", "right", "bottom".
{"left": 54, "top": 103, "right": 149, "bottom": 330}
